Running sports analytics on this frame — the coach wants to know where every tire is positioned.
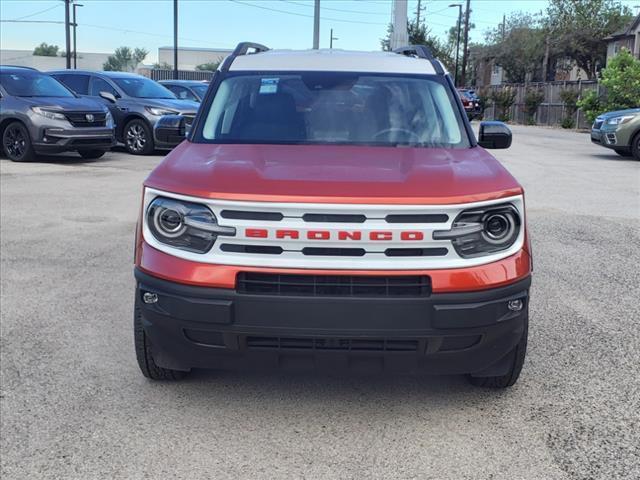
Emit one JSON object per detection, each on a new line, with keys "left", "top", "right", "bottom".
{"left": 468, "top": 312, "right": 528, "bottom": 388}
{"left": 2, "top": 121, "right": 36, "bottom": 162}
{"left": 631, "top": 132, "right": 640, "bottom": 161}
{"left": 78, "top": 149, "right": 106, "bottom": 159}
{"left": 613, "top": 149, "right": 631, "bottom": 157}
{"left": 134, "top": 300, "right": 189, "bottom": 380}
{"left": 124, "top": 119, "right": 154, "bottom": 155}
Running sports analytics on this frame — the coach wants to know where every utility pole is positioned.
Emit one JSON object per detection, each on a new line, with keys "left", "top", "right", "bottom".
{"left": 542, "top": 34, "right": 550, "bottom": 81}
{"left": 460, "top": 0, "right": 471, "bottom": 87}
{"left": 72, "top": 3, "right": 83, "bottom": 69}
{"left": 64, "top": 0, "right": 71, "bottom": 69}
{"left": 313, "top": 0, "right": 320, "bottom": 49}
{"left": 416, "top": 0, "right": 423, "bottom": 27}
{"left": 329, "top": 29, "right": 338, "bottom": 49}
{"left": 391, "top": 0, "right": 408, "bottom": 50}
{"left": 501, "top": 14, "right": 506, "bottom": 40}
{"left": 173, "top": 0, "right": 178, "bottom": 79}
{"left": 449, "top": 4, "right": 462, "bottom": 86}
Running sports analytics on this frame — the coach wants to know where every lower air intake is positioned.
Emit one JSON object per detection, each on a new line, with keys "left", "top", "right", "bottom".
{"left": 236, "top": 272, "right": 431, "bottom": 297}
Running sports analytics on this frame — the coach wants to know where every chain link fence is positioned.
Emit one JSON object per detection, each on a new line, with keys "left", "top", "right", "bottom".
{"left": 138, "top": 68, "right": 215, "bottom": 82}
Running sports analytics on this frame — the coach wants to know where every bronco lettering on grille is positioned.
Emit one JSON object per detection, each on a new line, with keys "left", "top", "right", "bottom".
{"left": 244, "top": 228, "right": 425, "bottom": 241}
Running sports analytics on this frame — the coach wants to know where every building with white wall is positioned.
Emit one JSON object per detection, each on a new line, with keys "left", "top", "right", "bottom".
{"left": 0, "top": 49, "right": 111, "bottom": 71}
{"left": 157, "top": 46, "right": 232, "bottom": 70}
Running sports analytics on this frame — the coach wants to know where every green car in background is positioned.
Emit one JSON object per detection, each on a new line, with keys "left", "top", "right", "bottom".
{"left": 591, "top": 108, "right": 640, "bottom": 160}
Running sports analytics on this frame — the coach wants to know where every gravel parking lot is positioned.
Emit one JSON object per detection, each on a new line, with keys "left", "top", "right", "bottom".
{"left": 1, "top": 125, "right": 639, "bottom": 479}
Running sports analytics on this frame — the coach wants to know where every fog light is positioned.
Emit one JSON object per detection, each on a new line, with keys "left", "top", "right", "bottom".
{"left": 508, "top": 299, "right": 523, "bottom": 312}
{"left": 142, "top": 292, "right": 158, "bottom": 304}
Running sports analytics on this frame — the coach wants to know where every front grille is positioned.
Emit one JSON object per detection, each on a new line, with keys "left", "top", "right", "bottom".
{"left": 246, "top": 336, "right": 419, "bottom": 352}
{"left": 64, "top": 111, "right": 107, "bottom": 127}
{"left": 237, "top": 272, "right": 431, "bottom": 297}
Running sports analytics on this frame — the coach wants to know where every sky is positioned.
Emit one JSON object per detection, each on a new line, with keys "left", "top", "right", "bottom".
{"left": 1, "top": 0, "right": 638, "bottom": 63}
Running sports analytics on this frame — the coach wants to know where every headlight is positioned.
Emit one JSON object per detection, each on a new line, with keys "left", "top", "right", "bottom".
{"left": 433, "top": 204, "right": 521, "bottom": 258}
{"left": 105, "top": 110, "right": 114, "bottom": 129}
{"left": 607, "top": 115, "right": 636, "bottom": 126}
{"left": 146, "top": 197, "right": 235, "bottom": 253}
{"left": 31, "top": 107, "right": 66, "bottom": 120}
{"left": 145, "top": 106, "right": 179, "bottom": 116}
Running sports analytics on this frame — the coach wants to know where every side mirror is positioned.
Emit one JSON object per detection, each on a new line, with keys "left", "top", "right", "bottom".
{"left": 154, "top": 114, "right": 187, "bottom": 144}
{"left": 478, "top": 121, "right": 512, "bottom": 149}
{"left": 99, "top": 91, "right": 118, "bottom": 103}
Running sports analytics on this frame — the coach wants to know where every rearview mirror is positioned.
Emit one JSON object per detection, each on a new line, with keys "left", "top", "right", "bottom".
{"left": 478, "top": 121, "right": 512, "bottom": 149}
{"left": 99, "top": 91, "right": 117, "bottom": 103}
{"left": 154, "top": 115, "right": 187, "bottom": 144}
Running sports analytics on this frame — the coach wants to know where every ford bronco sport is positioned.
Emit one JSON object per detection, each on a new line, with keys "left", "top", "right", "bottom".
{"left": 134, "top": 43, "right": 532, "bottom": 388}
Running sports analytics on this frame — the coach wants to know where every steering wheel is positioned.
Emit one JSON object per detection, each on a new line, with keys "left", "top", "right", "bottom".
{"left": 373, "top": 128, "right": 422, "bottom": 143}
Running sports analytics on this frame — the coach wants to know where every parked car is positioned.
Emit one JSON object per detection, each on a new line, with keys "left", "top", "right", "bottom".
{"left": 457, "top": 88, "right": 482, "bottom": 120}
{"left": 49, "top": 70, "right": 199, "bottom": 154}
{"left": 134, "top": 43, "right": 531, "bottom": 388}
{"left": 591, "top": 108, "right": 640, "bottom": 159}
{"left": 159, "top": 80, "right": 209, "bottom": 102}
{"left": 0, "top": 66, "right": 115, "bottom": 162}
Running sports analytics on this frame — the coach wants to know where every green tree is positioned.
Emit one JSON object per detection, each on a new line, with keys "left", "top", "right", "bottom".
{"left": 484, "top": 13, "right": 546, "bottom": 83}
{"left": 546, "top": 0, "right": 632, "bottom": 79}
{"left": 152, "top": 61, "right": 173, "bottom": 70}
{"left": 577, "top": 49, "right": 640, "bottom": 122}
{"left": 196, "top": 61, "right": 220, "bottom": 71}
{"left": 103, "top": 47, "right": 148, "bottom": 72}
{"left": 381, "top": 20, "right": 454, "bottom": 72}
{"left": 33, "top": 42, "right": 59, "bottom": 57}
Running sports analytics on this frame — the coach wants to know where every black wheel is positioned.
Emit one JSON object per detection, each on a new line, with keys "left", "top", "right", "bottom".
{"left": 2, "top": 121, "right": 36, "bottom": 162}
{"left": 124, "top": 119, "right": 154, "bottom": 155}
{"left": 614, "top": 149, "right": 631, "bottom": 157}
{"left": 134, "top": 300, "right": 189, "bottom": 380}
{"left": 631, "top": 132, "right": 640, "bottom": 161}
{"left": 78, "top": 149, "right": 106, "bottom": 159}
{"left": 468, "top": 312, "right": 528, "bottom": 388}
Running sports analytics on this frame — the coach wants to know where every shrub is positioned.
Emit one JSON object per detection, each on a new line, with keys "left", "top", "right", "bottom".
{"left": 577, "top": 49, "right": 640, "bottom": 123}
{"left": 523, "top": 89, "right": 545, "bottom": 125}
{"left": 559, "top": 89, "right": 579, "bottom": 129}
{"left": 490, "top": 88, "right": 517, "bottom": 122}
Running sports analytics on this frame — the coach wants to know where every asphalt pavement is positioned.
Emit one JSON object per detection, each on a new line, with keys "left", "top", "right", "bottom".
{"left": 1, "top": 126, "right": 639, "bottom": 479}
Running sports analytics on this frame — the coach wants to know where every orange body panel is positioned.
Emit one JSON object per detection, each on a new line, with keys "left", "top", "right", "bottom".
{"left": 136, "top": 240, "right": 532, "bottom": 293}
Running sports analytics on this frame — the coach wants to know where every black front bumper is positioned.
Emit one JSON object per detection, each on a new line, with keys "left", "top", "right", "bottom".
{"left": 135, "top": 269, "right": 530, "bottom": 375}
{"left": 33, "top": 127, "right": 115, "bottom": 154}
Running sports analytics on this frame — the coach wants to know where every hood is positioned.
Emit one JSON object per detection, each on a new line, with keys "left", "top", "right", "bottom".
{"left": 20, "top": 96, "right": 107, "bottom": 112}
{"left": 597, "top": 108, "right": 640, "bottom": 120}
{"left": 145, "top": 143, "right": 523, "bottom": 205}
{"left": 140, "top": 98, "right": 199, "bottom": 114}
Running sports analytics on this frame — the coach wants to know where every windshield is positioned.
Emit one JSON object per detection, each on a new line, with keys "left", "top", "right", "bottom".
{"left": 112, "top": 77, "right": 176, "bottom": 99}
{"left": 199, "top": 72, "right": 469, "bottom": 148}
{"left": 0, "top": 71, "right": 74, "bottom": 98}
{"left": 191, "top": 84, "right": 208, "bottom": 99}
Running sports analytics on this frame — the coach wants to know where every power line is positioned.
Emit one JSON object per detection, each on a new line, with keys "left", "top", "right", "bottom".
{"left": 229, "top": 0, "right": 387, "bottom": 26}
{"left": 11, "top": 3, "right": 61, "bottom": 21}
{"left": 279, "top": 0, "right": 389, "bottom": 16}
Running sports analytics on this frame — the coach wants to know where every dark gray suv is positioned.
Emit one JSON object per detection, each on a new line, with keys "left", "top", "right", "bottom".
{"left": 50, "top": 70, "right": 199, "bottom": 155}
{"left": 0, "top": 66, "right": 115, "bottom": 162}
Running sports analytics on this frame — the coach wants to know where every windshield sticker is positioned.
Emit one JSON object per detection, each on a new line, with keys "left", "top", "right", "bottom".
{"left": 259, "top": 78, "right": 279, "bottom": 94}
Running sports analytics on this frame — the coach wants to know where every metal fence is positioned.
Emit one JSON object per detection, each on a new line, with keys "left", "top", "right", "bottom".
{"left": 482, "top": 80, "right": 600, "bottom": 129}
{"left": 138, "top": 68, "right": 215, "bottom": 81}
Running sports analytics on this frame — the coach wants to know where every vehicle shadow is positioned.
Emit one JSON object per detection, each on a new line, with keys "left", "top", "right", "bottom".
{"left": 589, "top": 152, "right": 638, "bottom": 162}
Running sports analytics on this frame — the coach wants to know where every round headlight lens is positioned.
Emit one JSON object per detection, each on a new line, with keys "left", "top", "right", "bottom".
{"left": 153, "top": 207, "right": 186, "bottom": 238}
{"left": 482, "top": 212, "right": 516, "bottom": 245}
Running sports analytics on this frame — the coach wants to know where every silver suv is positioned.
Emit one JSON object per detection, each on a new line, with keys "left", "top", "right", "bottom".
{"left": 0, "top": 66, "right": 115, "bottom": 162}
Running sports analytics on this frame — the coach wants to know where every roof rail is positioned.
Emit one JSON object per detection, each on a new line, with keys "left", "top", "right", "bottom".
{"left": 393, "top": 45, "right": 445, "bottom": 75}
{"left": 0, "top": 65, "right": 39, "bottom": 71}
{"left": 221, "top": 41, "right": 269, "bottom": 72}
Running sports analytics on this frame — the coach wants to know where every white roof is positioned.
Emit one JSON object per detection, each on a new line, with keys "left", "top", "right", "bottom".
{"left": 229, "top": 49, "right": 440, "bottom": 75}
